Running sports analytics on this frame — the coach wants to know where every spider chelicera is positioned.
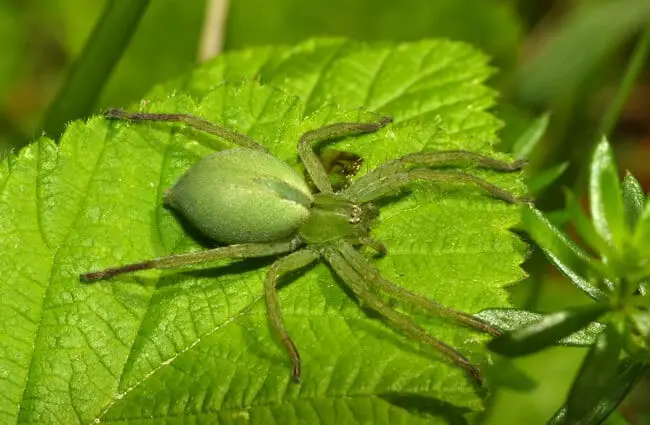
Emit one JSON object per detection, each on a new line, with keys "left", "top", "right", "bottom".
{"left": 81, "top": 108, "right": 527, "bottom": 384}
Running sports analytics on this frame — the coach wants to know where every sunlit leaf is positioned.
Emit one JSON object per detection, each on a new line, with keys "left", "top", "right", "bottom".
{"left": 622, "top": 172, "right": 645, "bottom": 231}
{"left": 0, "top": 40, "right": 526, "bottom": 424}
{"left": 633, "top": 198, "right": 650, "bottom": 257}
{"left": 511, "top": 112, "right": 550, "bottom": 159}
{"left": 522, "top": 206, "right": 608, "bottom": 299}
{"left": 589, "top": 137, "right": 627, "bottom": 251}
{"left": 564, "top": 189, "right": 615, "bottom": 259}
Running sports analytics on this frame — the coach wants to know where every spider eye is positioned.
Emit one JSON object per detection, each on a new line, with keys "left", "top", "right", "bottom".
{"left": 349, "top": 205, "right": 363, "bottom": 224}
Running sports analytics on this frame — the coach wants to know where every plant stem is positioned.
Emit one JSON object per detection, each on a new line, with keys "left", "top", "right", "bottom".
{"left": 41, "top": 0, "right": 152, "bottom": 139}
{"left": 599, "top": 24, "right": 650, "bottom": 138}
{"left": 199, "top": 0, "right": 230, "bottom": 61}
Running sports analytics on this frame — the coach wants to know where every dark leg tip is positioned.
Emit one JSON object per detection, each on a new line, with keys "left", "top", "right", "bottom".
{"left": 104, "top": 108, "right": 128, "bottom": 120}
{"left": 379, "top": 116, "right": 393, "bottom": 127}
{"left": 517, "top": 195, "right": 535, "bottom": 204}
{"left": 508, "top": 159, "right": 529, "bottom": 171}
{"left": 79, "top": 272, "right": 101, "bottom": 283}
{"left": 467, "top": 364, "right": 484, "bottom": 386}
{"left": 291, "top": 364, "right": 301, "bottom": 384}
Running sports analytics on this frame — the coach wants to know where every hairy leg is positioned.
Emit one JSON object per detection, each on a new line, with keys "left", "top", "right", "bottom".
{"left": 358, "top": 236, "right": 388, "bottom": 256}
{"left": 380, "top": 151, "right": 525, "bottom": 174}
{"left": 264, "top": 249, "right": 319, "bottom": 383}
{"left": 346, "top": 168, "right": 529, "bottom": 204}
{"left": 81, "top": 238, "right": 301, "bottom": 281}
{"left": 322, "top": 243, "right": 483, "bottom": 384}
{"left": 338, "top": 242, "right": 502, "bottom": 336}
{"left": 104, "top": 108, "right": 268, "bottom": 152}
{"left": 299, "top": 117, "right": 392, "bottom": 194}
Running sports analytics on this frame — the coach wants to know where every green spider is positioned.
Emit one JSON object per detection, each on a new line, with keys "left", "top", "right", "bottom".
{"left": 81, "top": 108, "right": 527, "bottom": 384}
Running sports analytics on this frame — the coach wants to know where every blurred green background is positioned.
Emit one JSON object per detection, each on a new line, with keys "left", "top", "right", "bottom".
{"left": 1, "top": 1, "right": 649, "bottom": 423}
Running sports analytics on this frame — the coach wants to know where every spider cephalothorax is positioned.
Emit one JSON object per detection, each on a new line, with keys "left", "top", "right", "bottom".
{"left": 82, "top": 108, "right": 527, "bottom": 384}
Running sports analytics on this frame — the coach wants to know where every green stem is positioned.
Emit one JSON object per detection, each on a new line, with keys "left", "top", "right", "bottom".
{"left": 41, "top": 0, "right": 152, "bottom": 139}
{"left": 599, "top": 24, "right": 650, "bottom": 138}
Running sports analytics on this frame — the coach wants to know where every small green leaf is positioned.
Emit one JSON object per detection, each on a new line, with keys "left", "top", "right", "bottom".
{"left": 564, "top": 189, "right": 615, "bottom": 260}
{"left": 566, "top": 322, "right": 623, "bottom": 421}
{"left": 633, "top": 198, "right": 650, "bottom": 256}
{"left": 624, "top": 311, "right": 650, "bottom": 361}
{"left": 487, "top": 303, "right": 611, "bottom": 357}
{"left": 589, "top": 137, "right": 627, "bottom": 250}
{"left": 547, "top": 358, "right": 650, "bottom": 425}
{"left": 622, "top": 172, "right": 645, "bottom": 231}
{"left": 511, "top": 112, "right": 550, "bottom": 159}
{"left": 526, "top": 162, "right": 568, "bottom": 194}
{"left": 476, "top": 308, "right": 606, "bottom": 346}
{"left": 522, "top": 206, "right": 608, "bottom": 299}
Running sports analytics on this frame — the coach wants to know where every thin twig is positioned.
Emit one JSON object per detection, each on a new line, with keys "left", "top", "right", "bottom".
{"left": 199, "top": 0, "right": 230, "bottom": 62}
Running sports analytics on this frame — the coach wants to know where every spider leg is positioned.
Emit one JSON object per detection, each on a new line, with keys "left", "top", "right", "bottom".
{"left": 104, "top": 108, "right": 268, "bottom": 152}
{"left": 338, "top": 242, "right": 502, "bottom": 336}
{"left": 346, "top": 168, "right": 529, "bottom": 204}
{"left": 264, "top": 248, "right": 319, "bottom": 383}
{"left": 348, "top": 150, "right": 525, "bottom": 197}
{"left": 299, "top": 117, "right": 392, "bottom": 194}
{"left": 322, "top": 243, "right": 483, "bottom": 384}
{"left": 377, "top": 151, "right": 526, "bottom": 175}
{"left": 358, "top": 236, "right": 388, "bottom": 256}
{"left": 80, "top": 238, "right": 301, "bottom": 281}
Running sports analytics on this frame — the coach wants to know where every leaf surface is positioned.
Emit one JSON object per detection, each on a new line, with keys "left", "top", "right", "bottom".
{"left": 0, "top": 40, "right": 526, "bottom": 424}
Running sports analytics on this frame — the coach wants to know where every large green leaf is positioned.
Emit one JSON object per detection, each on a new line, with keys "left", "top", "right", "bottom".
{"left": 0, "top": 40, "right": 526, "bottom": 424}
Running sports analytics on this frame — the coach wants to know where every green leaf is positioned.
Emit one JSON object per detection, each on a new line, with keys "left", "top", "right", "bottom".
{"left": 624, "top": 311, "right": 650, "bottom": 361}
{"left": 0, "top": 40, "right": 526, "bottom": 424}
{"left": 622, "top": 172, "right": 645, "bottom": 231}
{"left": 526, "top": 162, "right": 567, "bottom": 195}
{"left": 590, "top": 137, "right": 627, "bottom": 251}
{"left": 487, "top": 303, "right": 611, "bottom": 357}
{"left": 522, "top": 206, "right": 608, "bottom": 299}
{"left": 566, "top": 322, "right": 623, "bottom": 421}
{"left": 547, "top": 358, "right": 650, "bottom": 425}
{"left": 633, "top": 197, "right": 650, "bottom": 257}
{"left": 476, "top": 308, "right": 606, "bottom": 346}
{"left": 564, "top": 189, "right": 615, "bottom": 260}
{"left": 511, "top": 112, "right": 550, "bottom": 160}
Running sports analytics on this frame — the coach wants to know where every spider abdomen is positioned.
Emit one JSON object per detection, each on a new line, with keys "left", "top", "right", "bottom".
{"left": 165, "top": 148, "right": 314, "bottom": 244}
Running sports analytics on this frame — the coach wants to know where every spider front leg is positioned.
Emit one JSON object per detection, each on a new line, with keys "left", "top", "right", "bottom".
{"left": 264, "top": 249, "right": 319, "bottom": 382}
{"left": 322, "top": 243, "right": 483, "bottom": 383}
{"left": 338, "top": 242, "right": 502, "bottom": 336}
{"left": 347, "top": 168, "right": 529, "bottom": 204}
{"left": 299, "top": 116, "right": 392, "bottom": 194}
{"left": 345, "top": 149, "right": 529, "bottom": 204}
{"left": 385, "top": 150, "right": 526, "bottom": 172}
{"left": 104, "top": 108, "right": 268, "bottom": 152}
{"left": 80, "top": 239, "right": 300, "bottom": 281}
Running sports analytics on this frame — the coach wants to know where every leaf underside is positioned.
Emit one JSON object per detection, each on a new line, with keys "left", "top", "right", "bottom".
{"left": 0, "top": 39, "right": 526, "bottom": 424}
